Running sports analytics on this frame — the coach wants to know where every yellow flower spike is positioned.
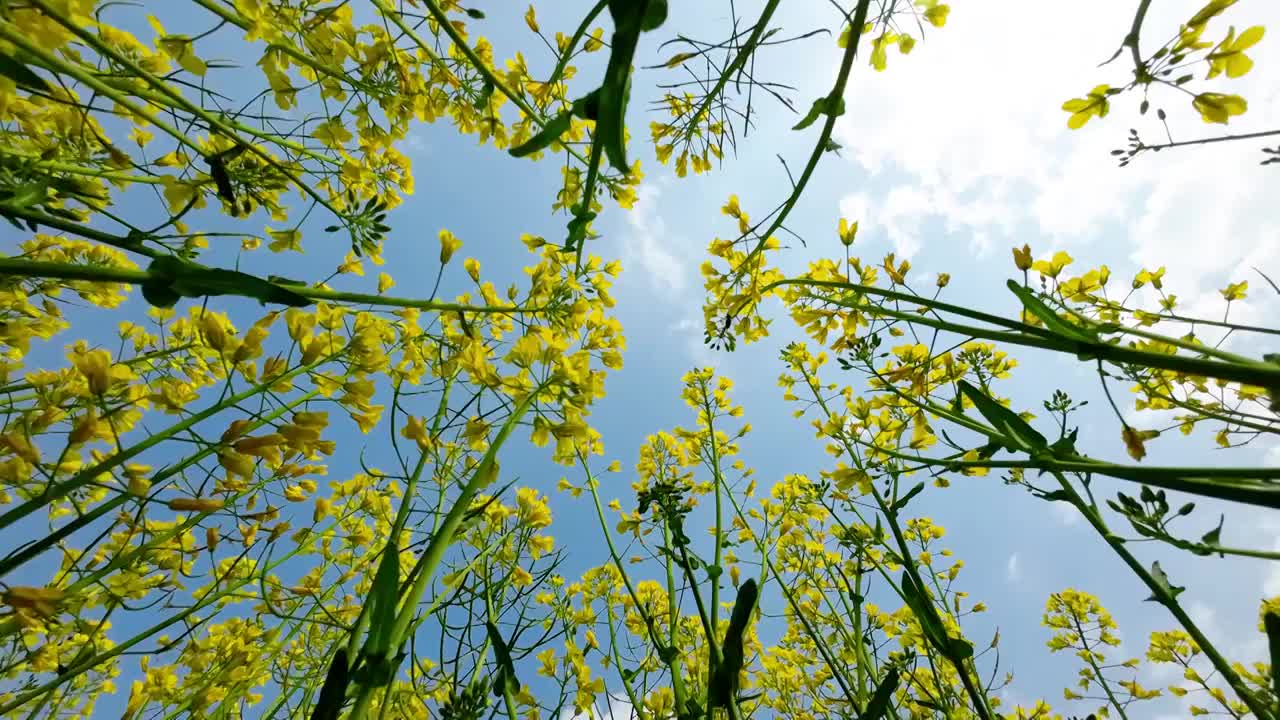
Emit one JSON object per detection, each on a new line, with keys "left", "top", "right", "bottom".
{"left": 1193, "top": 92, "right": 1248, "bottom": 124}
{"left": 1219, "top": 280, "right": 1248, "bottom": 301}
{"left": 524, "top": 5, "right": 539, "bottom": 32}
{"left": 1031, "top": 250, "right": 1073, "bottom": 278}
{"left": 439, "top": 229, "right": 462, "bottom": 263}
{"left": 1206, "top": 25, "right": 1264, "bottom": 79}
{"left": 838, "top": 218, "right": 858, "bottom": 246}
{"left": 924, "top": 3, "right": 950, "bottom": 27}
{"left": 1061, "top": 85, "right": 1112, "bottom": 129}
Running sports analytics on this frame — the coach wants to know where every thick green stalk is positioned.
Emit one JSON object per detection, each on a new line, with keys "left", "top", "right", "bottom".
{"left": 26, "top": 0, "right": 341, "bottom": 185}
{"left": 585, "top": 465, "right": 690, "bottom": 709}
{"left": 346, "top": 387, "right": 543, "bottom": 719}
{"left": 0, "top": 353, "right": 332, "bottom": 533}
{"left": 776, "top": 278, "right": 1280, "bottom": 388}
{"left": 1054, "top": 474, "right": 1275, "bottom": 720}
{"left": 729, "top": 0, "right": 872, "bottom": 282}
{"left": 699, "top": 385, "right": 728, "bottom": 715}
{"left": 0, "top": 389, "right": 319, "bottom": 582}
{"left": 0, "top": 257, "right": 547, "bottom": 314}
{"left": 0, "top": 543, "right": 308, "bottom": 715}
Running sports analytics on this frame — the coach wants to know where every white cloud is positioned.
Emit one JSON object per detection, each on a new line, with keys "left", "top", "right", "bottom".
{"left": 831, "top": 0, "right": 1280, "bottom": 305}
{"left": 614, "top": 181, "right": 717, "bottom": 366}
{"left": 622, "top": 183, "right": 686, "bottom": 294}
{"left": 1050, "top": 501, "right": 1080, "bottom": 527}
{"left": 1006, "top": 552, "right": 1020, "bottom": 582}
{"left": 563, "top": 694, "right": 634, "bottom": 720}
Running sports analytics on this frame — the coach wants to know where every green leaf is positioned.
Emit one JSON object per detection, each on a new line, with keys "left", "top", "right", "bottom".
{"left": 596, "top": 66, "right": 632, "bottom": 171}
{"left": 710, "top": 579, "right": 758, "bottom": 708}
{"left": 642, "top": 0, "right": 668, "bottom": 30}
{"left": 1200, "top": 514, "right": 1224, "bottom": 556}
{"left": 6, "top": 183, "right": 48, "bottom": 210}
{"left": 566, "top": 206, "right": 597, "bottom": 251}
{"left": 144, "top": 257, "right": 312, "bottom": 308}
{"left": 362, "top": 537, "right": 401, "bottom": 661}
{"left": 474, "top": 79, "right": 495, "bottom": 109}
{"left": 309, "top": 648, "right": 350, "bottom": 720}
{"left": 947, "top": 636, "right": 974, "bottom": 659}
{"left": 596, "top": 0, "right": 667, "bottom": 172}
{"left": 898, "top": 572, "right": 948, "bottom": 650}
{"left": 957, "top": 380, "right": 1048, "bottom": 453}
{"left": 572, "top": 89, "right": 601, "bottom": 122}
{"left": 486, "top": 621, "right": 520, "bottom": 697}
{"left": 793, "top": 96, "right": 845, "bottom": 131}
{"left": 859, "top": 667, "right": 900, "bottom": 720}
{"left": 895, "top": 481, "right": 926, "bottom": 511}
{"left": 0, "top": 52, "right": 51, "bottom": 92}
{"left": 1007, "top": 280, "right": 1098, "bottom": 344}
{"left": 1144, "top": 561, "right": 1185, "bottom": 603}
{"left": 509, "top": 110, "right": 574, "bottom": 158}
{"left": 1264, "top": 610, "right": 1280, "bottom": 703}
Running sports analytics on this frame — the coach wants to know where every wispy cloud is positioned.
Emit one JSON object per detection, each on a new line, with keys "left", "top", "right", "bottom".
{"left": 622, "top": 183, "right": 686, "bottom": 293}
{"left": 1006, "top": 552, "right": 1020, "bottom": 582}
{"left": 831, "top": 0, "right": 1280, "bottom": 309}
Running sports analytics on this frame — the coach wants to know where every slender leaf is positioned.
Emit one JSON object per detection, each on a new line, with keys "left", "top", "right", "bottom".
{"left": 362, "top": 537, "right": 401, "bottom": 661}
{"left": 858, "top": 667, "right": 900, "bottom": 720}
{"left": 710, "top": 578, "right": 759, "bottom": 708}
{"left": 145, "top": 257, "right": 312, "bottom": 308}
{"left": 509, "top": 110, "right": 574, "bottom": 158}
{"left": 309, "top": 648, "right": 350, "bottom": 720}
{"left": 0, "top": 52, "right": 51, "bottom": 92}
{"left": 1007, "top": 280, "right": 1098, "bottom": 343}
{"left": 486, "top": 621, "right": 520, "bottom": 696}
{"left": 957, "top": 380, "right": 1048, "bottom": 453}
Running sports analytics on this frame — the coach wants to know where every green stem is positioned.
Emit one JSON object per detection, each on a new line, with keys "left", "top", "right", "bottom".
{"left": 0, "top": 257, "right": 548, "bottom": 315}
{"left": 774, "top": 277, "right": 1280, "bottom": 388}
{"left": 0, "top": 389, "right": 319, "bottom": 582}
{"left": 1, "top": 206, "right": 161, "bottom": 259}
{"left": 385, "top": 399, "right": 532, "bottom": 646}
{"left": 0, "top": 22, "right": 212, "bottom": 163}
{"left": 345, "top": 386, "right": 537, "bottom": 718}
{"left": 189, "top": 0, "right": 378, "bottom": 97}
{"left": 605, "top": 604, "right": 650, "bottom": 720}
{"left": 728, "top": 0, "right": 872, "bottom": 283}
{"left": 1054, "top": 474, "right": 1276, "bottom": 720}
{"left": 584, "top": 462, "right": 689, "bottom": 709}
{"left": 720, "top": 485, "right": 862, "bottom": 708}
{"left": 0, "top": 352, "right": 333, "bottom": 534}
{"left": 0, "top": 544, "right": 307, "bottom": 715}
{"left": 546, "top": 0, "right": 609, "bottom": 88}
{"left": 799, "top": 364, "right": 993, "bottom": 718}
{"left": 16, "top": 2, "right": 339, "bottom": 216}
{"left": 681, "top": 0, "right": 781, "bottom": 142}
{"left": 1074, "top": 616, "right": 1132, "bottom": 720}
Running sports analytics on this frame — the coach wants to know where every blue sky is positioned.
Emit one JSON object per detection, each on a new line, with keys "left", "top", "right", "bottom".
{"left": 5, "top": 1, "right": 1280, "bottom": 718}
{"left": 587, "top": 0, "right": 1280, "bottom": 716}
